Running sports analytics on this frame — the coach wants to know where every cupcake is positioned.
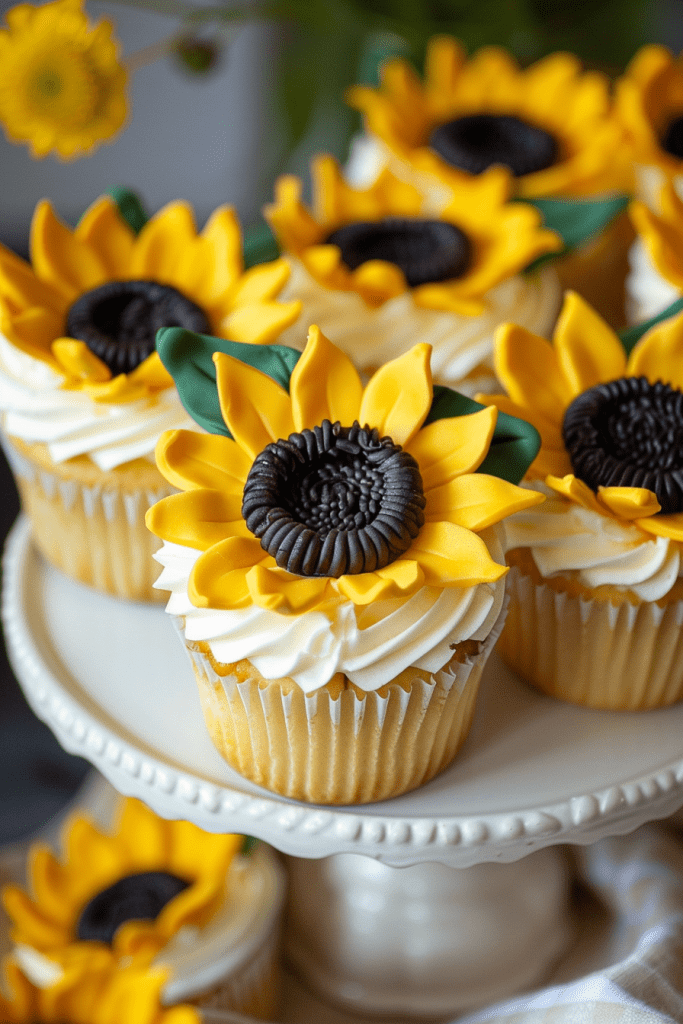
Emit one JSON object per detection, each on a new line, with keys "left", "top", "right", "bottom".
{"left": 145, "top": 323, "right": 543, "bottom": 804}
{"left": 265, "top": 154, "right": 561, "bottom": 396}
{"left": 481, "top": 290, "right": 683, "bottom": 710}
{"left": 0, "top": 192, "right": 300, "bottom": 601}
{"left": 347, "top": 36, "right": 632, "bottom": 329}
{"left": 627, "top": 178, "right": 683, "bottom": 324}
{"left": 2, "top": 798, "right": 286, "bottom": 1019}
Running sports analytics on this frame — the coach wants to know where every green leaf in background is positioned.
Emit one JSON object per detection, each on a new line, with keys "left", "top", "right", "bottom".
{"left": 243, "top": 221, "right": 281, "bottom": 269}
{"left": 526, "top": 195, "right": 629, "bottom": 271}
{"left": 424, "top": 385, "right": 541, "bottom": 484}
{"left": 155, "top": 328, "right": 301, "bottom": 436}
{"left": 240, "top": 835, "right": 259, "bottom": 856}
{"left": 108, "top": 187, "right": 149, "bottom": 235}
{"left": 619, "top": 296, "right": 683, "bottom": 356}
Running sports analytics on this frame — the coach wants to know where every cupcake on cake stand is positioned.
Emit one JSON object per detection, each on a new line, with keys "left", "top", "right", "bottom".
{"left": 4, "top": 513, "right": 683, "bottom": 1021}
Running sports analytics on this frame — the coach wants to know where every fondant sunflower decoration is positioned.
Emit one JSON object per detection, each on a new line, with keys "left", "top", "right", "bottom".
{"left": 0, "top": 0, "right": 127, "bottom": 161}
{"left": 0, "top": 954, "right": 199, "bottom": 1024}
{"left": 347, "top": 36, "right": 627, "bottom": 200}
{"left": 630, "top": 177, "right": 683, "bottom": 293}
{"left": 480, "top": 290, "right": 683, "bottom": 541}
{"left": 146, "top": 325, "right": 544, "bottom": 614}
{"left": 2, "top": 797, "right": 242, "bottom": 972}
{"left": 264, "top": 155, "right": 561, "bottom": 316}
{"left": 615, "top": 45, "right": 683, "bottom": 180}
{"left": 0, "top": 193, "right": 301, "bottom": 403}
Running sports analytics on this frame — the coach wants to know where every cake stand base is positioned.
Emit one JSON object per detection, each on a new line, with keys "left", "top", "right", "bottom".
{"left": 285, "top": 847, "right": 573, "bottom": 1018}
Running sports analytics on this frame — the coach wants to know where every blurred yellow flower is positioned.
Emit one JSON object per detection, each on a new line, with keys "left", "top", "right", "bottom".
{"left": 0, "top": 0, "right": 127, "bottom": 160}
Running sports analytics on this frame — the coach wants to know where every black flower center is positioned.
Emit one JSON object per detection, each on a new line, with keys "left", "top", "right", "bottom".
{"left": 66, "top": 280, "right": 211, "bottom": 375}
{"left": 242, "top": 419, "right": 426, "bottom": 577}
{"left": 661, "top": 113, "right": 683, "bottom": 159}
{"left": 325, "top": 217, "right": 471, "bottom": 287}
{"left": 562, "top": 376, "right": 683, "bottom": 514}
{"left": 429, "top": 113, "right": 559, "bottom": 178}
{"left": 76, "top": 871, "right": 190, "bottom": 945}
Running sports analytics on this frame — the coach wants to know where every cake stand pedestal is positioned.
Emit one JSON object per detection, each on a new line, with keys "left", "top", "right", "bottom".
{"left": 4, "top": 514, "right": 683, "bottom": 1021}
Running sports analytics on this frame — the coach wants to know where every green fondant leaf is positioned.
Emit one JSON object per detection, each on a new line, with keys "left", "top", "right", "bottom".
{"left": 619, "top": 295, "right": 683, "bottom": 355}
{"left": 243, "top": 221, "right": 281, "bottom": 269}
{"left": 240, "top": 835, "right": 259, "bottom": 856}
{"left": 526, "top": 194, "right": 629, "bottom": 270}
{"left": 155, "top": 328, "right": 301, "bottom": 437}
{"left": 426, "top": 385, "right": 540, "bottom": 485}
{"left": 108, "top": 187, "right": 148, "bottom": 235}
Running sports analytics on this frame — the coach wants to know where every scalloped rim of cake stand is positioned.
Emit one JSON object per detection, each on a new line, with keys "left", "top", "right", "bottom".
{"left": 4, "top": 515, "right": 683, "bottom": 868}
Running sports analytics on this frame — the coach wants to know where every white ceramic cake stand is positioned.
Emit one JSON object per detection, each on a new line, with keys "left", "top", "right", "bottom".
{"left": 5, "top": 513, "right": 683, "bottom": 1020}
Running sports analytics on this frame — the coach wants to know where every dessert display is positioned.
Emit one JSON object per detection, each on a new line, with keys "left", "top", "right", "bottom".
{"left": 1, "top": 797, "right": 286, "bottom": 1019}
{"left": 0, "top": 192, "right": 300, "bottom": 601}
{"left": 145, "top": 322, "right": 543, "bottom": 803}
{"left": 264, "top": 155, "right": 562, "bottom": 396}
{"left": 482, "top": 290, "right": 683, "bottom": 709}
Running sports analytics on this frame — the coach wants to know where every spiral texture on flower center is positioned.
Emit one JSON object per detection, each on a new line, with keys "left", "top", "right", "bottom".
{"left": 562, "top": 376, "right": 683, "bottom": 513}
{"left": 429, "top": 113, "right": 559, "bottom": 177}
{"left": 76, "top": 871, "right": 190, "bottom": 945}
{"left": 242, "top": 419, "right": 426, "bottom": 577}
{"left": 66, "top": 280, "right": 211, "bottom": 375}
{"left": 325, "top": 217, "right": 471, "bottom": 287}
{"left": 661, "top": 113, "right": 683, "bottom": 159}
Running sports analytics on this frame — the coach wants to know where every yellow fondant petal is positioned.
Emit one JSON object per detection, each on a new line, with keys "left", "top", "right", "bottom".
{"left": 350, "top": 260, "right": 407, "bottom": 305}
{"left": 145, "top": 490, "right": 243, "bottom": 551}
{"left": 0, "top": 242, "right": 65, "bottom": 314}
{"left": 155, "top": 430, "right": 251, "bottom": 492}
{"left": 597, "top": 486, "right": 661, "bottom": 519}
{"left": 30, "top": 201, "right": 106, "bottom": 298}
{"left": 2, "top": 887, "right": 69, "bottom": 948}
{"left": 246, "top": 563, "right": 332, "bottom": 613}
{"left": 75, "top": 196, "right": 135, "bottom": 278}
{"left": 359, "top": 343, "right": 432, "bottom": 446}
{"left": 127, "top": 351, "right": 173, "bottom": 391}
{"left": 3, "top": 306, "right": 65, "bottom": 368}
{"left": 27, "top": 847, "right": 75, "bottom": 928}
{"left": 425, "top": 473, "right": 545, "bottom": 530}
{"left": 289, "top": 325, "right": 363, "bottom": 431}
{"left": 221, "top": 300, "right": 302, "bottom": 346}
{"left": 494, "top": 322, "right": 572, "bottom": 425}
{"left": 116, "top": 799, "right": 168, "bottom": 865}
{"left": 130, "top": 201, "right": 197, "bottom": 283}
{"left": 635, "top": 512, "right": 683, "bottom": 541}
{"left": 409, "top": 521, "right": 507, "bottom": 587}
{"left": 229, "top": 258, "right": 291, "bottom": 305}
{"left": 214, "top": 351, "right": 295, "bottom": 459}
{"left": 51, "top": 338, "right": 111, "bottom": 382}
{"left": 545, "top": 473, "right": 604, "bottom": 514}
{"left": 627, "top": 309, "right": 683, "bottom": 390}
{"left": 407, "top": 406, "right": 497, "bottom": 489}
{"left": 553, "top": 291, "right": 627, "bottom": 396}
{"left": 189, "top": 537, "right": 270, "bottom": 609}
{"left": 336, "top": 559, "right": 424, "bottom": 605}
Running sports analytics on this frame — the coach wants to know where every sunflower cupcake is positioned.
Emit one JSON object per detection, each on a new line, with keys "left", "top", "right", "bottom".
{"left": 0, "top": 193, "right": 300, "bottom": 601}
{"left": 627, "top": 177, "right": 683, "bottom": 324}
{"left": 347, "top": 36, "right": 633, "bottom": 330}
{"left": 2, "top": 798, "right": 286, "bottom": 1018}
{"left": 0, "top": 954, "right": 201, "bottom": 1024}
{"left": 347, "top": 36, "right": 628, "bottom": 202}
{"left": 145, "top": 323, "right": 543, "bottom": 804}
{"left": 265, "top": 155, "right": 561, "bottom": 396}
{"left": 481, "top": 291, "right": 683, "bottom": 710}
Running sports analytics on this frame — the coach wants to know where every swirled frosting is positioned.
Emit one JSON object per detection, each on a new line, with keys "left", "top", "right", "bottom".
{"left": 504, "top": 482, "right": 683, "bottom": 601}
{"left": 153, "top": 526, "right": 506, "bottom": 694}
{"left": 0, "top": 334, "right": 193, "bottom": 471}
{"left": 274, "top": 259, "right": 560, "bottom": 394}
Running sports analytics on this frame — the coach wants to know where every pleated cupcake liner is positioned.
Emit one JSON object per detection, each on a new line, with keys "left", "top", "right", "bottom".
{"left": 498, "top": 565, "right": 683, "bottom": 710}
{"left": 2, "top": 432, "right": 173, "bottom": 602}
{"left": 176, "top": 597, "right": 507, "bottom": 805}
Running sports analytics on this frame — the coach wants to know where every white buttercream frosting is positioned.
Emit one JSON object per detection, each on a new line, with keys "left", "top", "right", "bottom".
{"left": 625, "top": 237, "right": 680, "bottom": 326}
{"left": 0, "top": 334, "right": 194, "bottom": 471}
{"left": 154, "top": 526, "right": 506, "bottom": 694}
{"left": 274, "top": 259, "right": 561, "bottom": 396}
{"left": 504, "top": 482, "right": 683, "bottom": 602}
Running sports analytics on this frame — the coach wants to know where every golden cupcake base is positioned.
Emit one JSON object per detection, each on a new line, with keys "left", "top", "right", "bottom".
{"left": 2, "top": 432, "right": 173, "bottom": 602}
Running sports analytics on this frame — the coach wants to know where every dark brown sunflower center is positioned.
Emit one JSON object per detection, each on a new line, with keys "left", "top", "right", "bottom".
{"left": 76, "top": 871, "right": 190, "bottom": 945}
{"left": 325, "top": 217, "right": 471, "bottom": 287}
{"left": 66, "top": 280, "right": 211, "bottom": 375}
{"left": 242, "top": 419, "right": 426, "bottom": 577}
{"left": 429, "top": 113, "right": 558, "bottom": 177}
{"left": 661, "top": 113, "right": 683, "bottom": 159}
{"left": 562, "top": 376, "right": 683, "bottom": 513}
